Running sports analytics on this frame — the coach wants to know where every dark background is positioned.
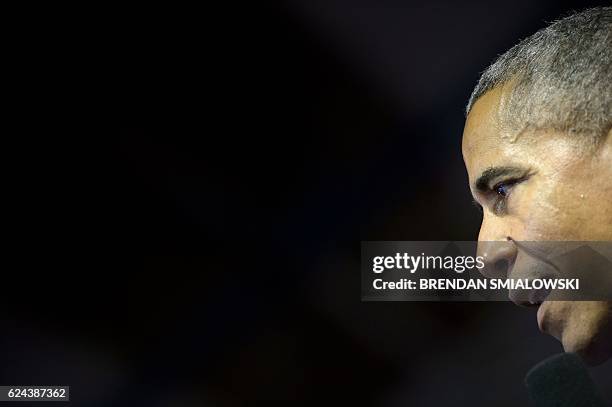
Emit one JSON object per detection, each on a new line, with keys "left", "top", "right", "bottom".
{"left": 3, "top": 1, "right": 611, "bottom": 406}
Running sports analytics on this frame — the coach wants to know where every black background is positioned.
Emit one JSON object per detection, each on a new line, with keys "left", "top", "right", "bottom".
{"left": 3, "top": 1, "right": 611, "bottom": 406}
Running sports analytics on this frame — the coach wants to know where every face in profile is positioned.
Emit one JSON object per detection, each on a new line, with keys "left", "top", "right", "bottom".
{"left": 462, "top": 84, "right": 612, "bottom": 365}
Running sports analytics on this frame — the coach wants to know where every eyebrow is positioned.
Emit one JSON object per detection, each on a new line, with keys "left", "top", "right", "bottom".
{"left": 474, "top": 166, "right": 527, "bottom": 192}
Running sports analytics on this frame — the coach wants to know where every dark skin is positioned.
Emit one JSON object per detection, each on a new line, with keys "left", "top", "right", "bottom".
{"left": 462, "top": 83, "right": 612, "bottom": 365}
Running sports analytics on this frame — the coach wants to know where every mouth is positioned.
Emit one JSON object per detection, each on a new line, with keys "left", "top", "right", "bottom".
{"left": 510, "top": 286, "right": 550, "bottom": 307}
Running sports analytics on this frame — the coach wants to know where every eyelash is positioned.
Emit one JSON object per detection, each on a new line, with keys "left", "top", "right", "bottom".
{"left": 491, "top": 179, "right": 520, "bottom": 214}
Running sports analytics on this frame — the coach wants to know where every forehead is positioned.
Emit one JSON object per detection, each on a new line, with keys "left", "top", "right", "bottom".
{"left": 462, "top": 86, "right": 519, "bottom": 181}
{"left": 462, "top": 86, "right": 587, "bottom": 188}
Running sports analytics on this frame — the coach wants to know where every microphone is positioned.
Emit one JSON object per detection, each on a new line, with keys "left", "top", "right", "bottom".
{"left": 525, "top": 353, "right": 606, "bottom": 407}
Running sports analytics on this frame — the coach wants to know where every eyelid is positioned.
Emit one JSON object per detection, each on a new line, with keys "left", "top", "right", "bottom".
{"left": 492, "top": 195, "right": 508, "bottom": 215}
{"left": 489, "top": 174, "right": 532, "bottom": 215}
{"left": 490, "top": 175, "right": 526, "bottom": 192}
{"left": 491, "top": 177, "right": 526, "bottom": 214}
{"left": 471, "top": 171, "right": 533, "bottom": 215}
{"left": 495, "top": 169, "right": 536, "bottom": 192}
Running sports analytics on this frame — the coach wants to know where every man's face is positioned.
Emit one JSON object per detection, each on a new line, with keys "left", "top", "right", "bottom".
{"left": 462, "top": 84, "right": 612, "bottom": 365}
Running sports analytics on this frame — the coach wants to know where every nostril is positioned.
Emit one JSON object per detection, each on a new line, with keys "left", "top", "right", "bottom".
{"left": 495, "top": 259, "right": 509, "bottom": 275}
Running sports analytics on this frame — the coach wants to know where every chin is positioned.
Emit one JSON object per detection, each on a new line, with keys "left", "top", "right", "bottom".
{"left": 542, "top": 301, "right": 612, "bottom": 366}
{"left": 561, "top": 330, "right": 612, "bottom": 366}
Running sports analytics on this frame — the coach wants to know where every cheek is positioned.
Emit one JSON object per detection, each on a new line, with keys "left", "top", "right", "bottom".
{"left": 519, "top": 178, "right": 591, "bottom": 240}
{"left": 509, "top": 179, "right": 566, "bottom": 240}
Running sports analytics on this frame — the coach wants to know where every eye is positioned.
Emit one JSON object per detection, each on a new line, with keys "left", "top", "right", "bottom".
{"left": 496, "top": 183, "right": 510, "bottom": 197}
{"left": 491, "top": 180, "right": 520, "bottom": 214}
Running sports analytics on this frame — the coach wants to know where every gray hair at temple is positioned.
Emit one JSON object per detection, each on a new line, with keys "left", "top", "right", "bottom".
{"left": 466, "top": 7, "right": 611, "bottom": 144}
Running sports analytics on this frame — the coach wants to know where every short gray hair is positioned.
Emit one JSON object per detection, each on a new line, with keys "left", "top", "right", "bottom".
{"left": 466, "top": 7, "right": 612, "bottom": 142}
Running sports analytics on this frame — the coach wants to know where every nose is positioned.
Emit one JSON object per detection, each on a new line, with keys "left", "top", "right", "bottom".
{"left": 477, "top": 214, "right": 518, "bottom": 279}
{"left": 477, "top": 215, "right": 547, "bottom": 306}
{"left": 477, "top": 239, "right": 518, "bottom": 279}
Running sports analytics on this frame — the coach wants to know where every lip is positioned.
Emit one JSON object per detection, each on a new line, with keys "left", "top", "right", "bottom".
{"left": 536, "top": 301, "right": 547, "bottom": 333}
{"left": 536, "top": 301, "right": 561, "bottom": 340}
